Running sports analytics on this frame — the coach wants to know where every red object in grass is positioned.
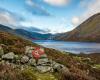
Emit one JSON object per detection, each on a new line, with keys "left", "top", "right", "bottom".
{"left": 32, "top": 47, "right": 45, "bottom": 59}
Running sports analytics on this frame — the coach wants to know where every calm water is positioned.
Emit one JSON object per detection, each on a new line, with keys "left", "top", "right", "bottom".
{"left": 33, "top": 40, "right": 100, "bottom": 54}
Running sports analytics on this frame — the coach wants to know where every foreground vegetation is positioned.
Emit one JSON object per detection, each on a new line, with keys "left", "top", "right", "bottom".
{"left": 45, "top": 48, "right": 100, "bottom": 80}
{"left": 0, "top": 31, "right": 100, "bottom": 80}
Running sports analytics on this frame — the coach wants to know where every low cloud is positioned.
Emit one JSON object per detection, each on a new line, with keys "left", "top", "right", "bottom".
{"left": 43, "top": 0, "right": 69, "bottom": 6}
{"left": 72, "top": 16, "right": 80, "bottom": 26}
{"left": 0, "top": 11, "right": 17, "bottom": 27}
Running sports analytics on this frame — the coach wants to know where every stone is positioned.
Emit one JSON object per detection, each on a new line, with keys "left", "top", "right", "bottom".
{"left": 0, "top": 46, "right": 4, "bottom": 57}
{"left": 28, "top": 58, "right": 36, "bottom": 66}
{"left": 36, "top": 65, "right": 51, "bottom": 73}
{"left": 13, "top": 55, "right": 21, "bottom": 64}
{"left": 52, "top": 61, "right": 69, "bottom": 73}
{"left": 2, "top": 52, "right": 15, "bottom": 60}
{"left": 25, "top": 46, "right": 35, "bottom": 58}
{"left": 37, "top": 58, "right": 50, "bottom": 65}
{"left": 36, "top": 56, "right": 52, "bottom": 73}
{"left": 21, "top": 55, "right": 29, "bottom": 64}
{"left": 25, "top": 46, "right": 35, "bottom": 54}
{"left": 15, "top": 55, "right": 20, "bottom": 60}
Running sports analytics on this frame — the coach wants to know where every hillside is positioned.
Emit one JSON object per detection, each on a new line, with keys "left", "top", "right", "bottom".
{"left": 53, "top": 13, "right": 100, "bottom": 42}
{"left": 0, "top": 24, "right": 52, "bottom": 40}
{"left": 15, "top": 29, "right": 52, "bottom": 40}
{"left": 0, "top": 25, "right": 100, "bottom": 80}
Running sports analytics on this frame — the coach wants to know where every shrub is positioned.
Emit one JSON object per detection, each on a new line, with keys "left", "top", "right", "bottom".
{"left": 0, "top": 63, "right": 37, "bottom": 80}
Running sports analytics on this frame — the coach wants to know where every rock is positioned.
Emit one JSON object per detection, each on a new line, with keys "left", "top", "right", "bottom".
{"left": 52, "top": 61, "right": 69, "bottom": 73}
{"left": 21, "top": 55, "right": 29, "bottom": 64}
{"left": 13, "top": 55, "right": 21, "bottom": 64}
{"left": 2, "top": 52, "right": 15, "bottom": 60}
{"left": 0, "top": 46, "right": 4, "bottom": 57}
{"left": 37, "top": 58, "right": 50, "bottom": 65}
{"left": 25, "top": 46, "right": 35, "bottom": 58}
{"left": 36, "top": 56, "right": 52, "bottom": 73}
{"left": 25, "top": 46, "right": 35, "bottom": 54}
{"left": 14, "top": 55, "right": 20, "bottom": 60}
{"left": 36, "top": 65, "right": 52, "bottom": 73}
{"left": 28, "top": 58, "right": 36, "bottom": 66}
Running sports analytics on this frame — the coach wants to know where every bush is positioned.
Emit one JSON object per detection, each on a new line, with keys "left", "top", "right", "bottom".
{"left": 0, "top": 64, "right": 37, "bottom": 80}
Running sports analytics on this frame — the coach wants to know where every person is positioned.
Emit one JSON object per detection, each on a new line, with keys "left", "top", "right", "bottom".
{"left": 32, "top": 47, "right": 45, "bottom": 65}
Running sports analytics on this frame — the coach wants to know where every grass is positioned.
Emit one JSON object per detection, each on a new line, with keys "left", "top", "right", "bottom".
{"left": 93, "top": 64, "right": 100, "bottom": 69}
{"left": 35, "top": 73, "right": 57, "bottom": 80}
{"left": 0, "top": 31, "right": 39, "bottom": 54}
{"left": 0, "top": 63, "right": 57, "bottom": 80}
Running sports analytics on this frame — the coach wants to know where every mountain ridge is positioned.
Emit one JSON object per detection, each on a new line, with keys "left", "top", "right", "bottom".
{"left": 0, "top": 24, "right": 52, "bottom": 40}
{"left": 53, "top": 13, "right": 100, "bottom": 42}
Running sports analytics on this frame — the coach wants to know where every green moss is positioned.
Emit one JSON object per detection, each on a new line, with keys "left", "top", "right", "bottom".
{"left": 35, "top": 73, "right": 57, "bottom": 80}
{"left": 21, "top": 69, "right": 37, "bottom": 80}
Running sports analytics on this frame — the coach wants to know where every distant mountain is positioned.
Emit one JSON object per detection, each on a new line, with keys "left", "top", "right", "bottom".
{"left": 15, "top": 29, "right": 52, "bottom": 40}
{"left": 0, "top": 24, "right": 13, "bottom": 33}
{"left": 0, "top": 24, "right": 52, "bottom": 40}
{"left": 21, "top": 27, "right": 49, "bottom": 34}
{"left": 53, "top": 13, "right": 100, "bottom": 42}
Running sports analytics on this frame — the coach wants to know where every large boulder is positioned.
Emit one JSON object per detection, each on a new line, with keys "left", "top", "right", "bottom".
{"left": 2, "top": 52, "right": 15, "bottom": 60}
{"left": 21, "top": 55, "right": 29, "bottom": 64}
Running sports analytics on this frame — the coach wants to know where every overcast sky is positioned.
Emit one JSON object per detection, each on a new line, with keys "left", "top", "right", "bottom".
{"left": 0, "top": 0, "right": 100, "bottom": 33}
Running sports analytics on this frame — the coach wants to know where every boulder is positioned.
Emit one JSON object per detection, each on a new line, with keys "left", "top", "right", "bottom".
{"left": 2, "top": 52, "right": 15, "bottom": 60}
{"left": 21, "top": 55, "right": 29, "bottom": 64}
{"left": 25, "top": 46, "right": 35, "bottom": 58}
{"left": 13, "top": 55, "right": 21, "bottom": 64}
{"left": 28, "top": 58, "right": 36, "bottom": 66}
{"left": 52, "top": 61, "right": 69, "bottom": 73}
{"left": 37, "top": 58, "right": 50, "bottom": 65}
{"left": 36, "top": 65, "right": 52, "bottom": 73}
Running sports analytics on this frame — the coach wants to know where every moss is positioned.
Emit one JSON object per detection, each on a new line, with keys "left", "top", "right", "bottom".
{"left": 21, "top": 69, "right": 37, "bottom": 80}
{"left": 35, "top": 73, "right": 57, "bottom": 80}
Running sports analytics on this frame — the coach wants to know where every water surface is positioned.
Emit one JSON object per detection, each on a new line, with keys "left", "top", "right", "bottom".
{"left": 33, "top": 40, "right": 100, "bottom": 54}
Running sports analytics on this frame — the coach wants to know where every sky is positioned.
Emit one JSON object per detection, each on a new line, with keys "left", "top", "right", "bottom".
{"left": 0, "top": 0, "right": 100, "bottom": 33}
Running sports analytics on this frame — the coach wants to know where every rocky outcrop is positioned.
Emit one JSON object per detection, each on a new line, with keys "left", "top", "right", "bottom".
{"left": 0, "top": 45, "right": 69, "bottom": 74}
{"left": 36, "top": 54, "right": 52, "bottom": 73}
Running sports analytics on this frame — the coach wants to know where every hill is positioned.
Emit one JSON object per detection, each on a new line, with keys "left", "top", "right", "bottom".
{"left": 53, "top": 13, "right": 100, "bottom": 42}
{"left": 0, "top": 25, "right": 100, "bottom": 80}
{"left": 15, "top": 29, "right": 51, "bottom": 40}
{"left": 0, "top": 24, "right": 52, "bottom": 40}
